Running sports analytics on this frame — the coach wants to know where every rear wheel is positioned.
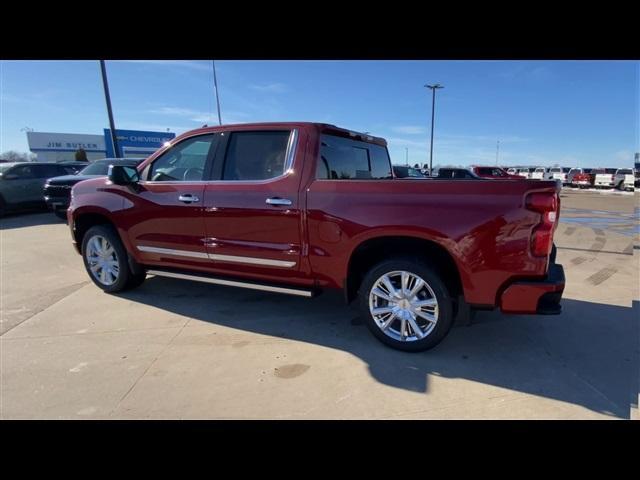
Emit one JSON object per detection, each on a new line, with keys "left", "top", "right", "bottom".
{"left": 358, "top": 258, "right": 454, "bottom": 352}
{"left": 81, "top": 225, "right": 146, "bottom": 293}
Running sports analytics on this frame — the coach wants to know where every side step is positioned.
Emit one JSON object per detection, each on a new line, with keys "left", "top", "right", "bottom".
{"left": 147, "top": 269, "right": 315, "bottom": 298}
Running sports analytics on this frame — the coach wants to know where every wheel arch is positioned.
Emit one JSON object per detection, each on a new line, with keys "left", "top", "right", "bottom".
{"left": 344, "top": 235, "right": 464, "bottom": 305}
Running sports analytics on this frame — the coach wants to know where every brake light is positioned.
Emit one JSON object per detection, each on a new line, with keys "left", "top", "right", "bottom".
{"left": 526, "top": 192, "right": 558, "bottom": 257}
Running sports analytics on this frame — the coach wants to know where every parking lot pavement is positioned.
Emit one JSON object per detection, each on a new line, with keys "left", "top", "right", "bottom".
{"left": 1, "top": 192, "right": 638, "bottom": 419}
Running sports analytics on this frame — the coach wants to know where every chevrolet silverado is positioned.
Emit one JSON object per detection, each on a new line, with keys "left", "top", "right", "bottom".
{"left": 67, "top": 122, "right": 565, "bottom": 352}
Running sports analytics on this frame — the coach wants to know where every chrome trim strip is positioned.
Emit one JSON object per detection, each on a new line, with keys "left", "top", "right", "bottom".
{"left": 147, "top": 270, "right": 313, "bottom": 297}
{"left": 137, "top": 245, "right": 209, "bottom": 259}
{"left": 210, "top": 253, "right": 296, "bottom": 268}
{"left": 137, "top": 245, "right": 296, "bottom": 267}
{"left": 284, "top": 128, "right": 298, "bottom": 172}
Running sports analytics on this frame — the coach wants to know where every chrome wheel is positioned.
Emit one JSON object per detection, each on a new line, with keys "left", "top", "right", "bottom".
{"left": 369, "top": 270, "right": 439, "bottom": 342}
{"left": 85, "top": 235, "right": 120, "bottom": 286}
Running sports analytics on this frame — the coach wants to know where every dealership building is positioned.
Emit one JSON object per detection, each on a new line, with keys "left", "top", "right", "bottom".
{"left": 26, "top": 129, "right": 176, "bottom": 162}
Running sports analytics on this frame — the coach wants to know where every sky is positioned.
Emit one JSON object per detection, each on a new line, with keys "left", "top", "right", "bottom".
{"left": 1, "top": 60, "right": 638, "bottom": 168}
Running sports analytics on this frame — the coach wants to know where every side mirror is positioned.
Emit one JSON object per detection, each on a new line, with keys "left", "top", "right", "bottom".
{"left": 108, "top": 165, "right": 140, "bottom": 185}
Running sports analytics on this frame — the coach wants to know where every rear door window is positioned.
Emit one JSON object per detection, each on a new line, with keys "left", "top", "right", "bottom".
{"left": 221, "top": 131, "right": 291, "bottom": 181}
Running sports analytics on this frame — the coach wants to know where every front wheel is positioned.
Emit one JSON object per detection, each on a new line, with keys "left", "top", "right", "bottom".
{"left": 82, "top": 225, "right": 146, "bottom": 293}
{"left": 358, "top": 258, "right": 454, "bottom": 352}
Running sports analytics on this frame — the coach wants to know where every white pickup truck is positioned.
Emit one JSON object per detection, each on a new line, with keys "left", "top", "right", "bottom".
{"left": 516, "top": 167, "right": 532, "bottom": 179}
{"left": 594, "top": 168, "right": 618, "bottom": 188}
{"left": 548, "top": 167, "right": 570, "bottom": 185}
{"left": 531, "top": 167, "right": 547, "bottom": 180}
{"left": 613, "top": 168, "right": 635, "bottom": 191}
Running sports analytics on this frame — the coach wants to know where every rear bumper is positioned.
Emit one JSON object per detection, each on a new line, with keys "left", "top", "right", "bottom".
{"left": 499, "top": 262, "right": 565, "bottom": 315}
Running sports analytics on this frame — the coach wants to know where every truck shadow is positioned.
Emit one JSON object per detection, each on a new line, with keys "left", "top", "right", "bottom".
{"left": 120, "top": 278, "right": 638, "bottom": 419}
{"left": 0, "top": 211, "right": 62, "bottom": 229}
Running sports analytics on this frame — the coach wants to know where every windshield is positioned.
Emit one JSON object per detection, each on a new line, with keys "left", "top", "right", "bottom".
{"left": 535, "top": 168, "right": 545, "bottom": 172}
{"left": 569, "top": 169, "right": 581, "bottom": 174}
{"left": 79, "top": 162, "right": 112, "bottom": 176}
{"left": 617, "top": 169, "right": 632, "bottom": 174}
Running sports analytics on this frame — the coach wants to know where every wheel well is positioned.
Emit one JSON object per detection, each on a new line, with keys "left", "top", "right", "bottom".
{"left": 345, "top": 236, "right": 463, "bottom": 304}
{"left": 73, "top": 213, "right": 114, "bottom": 249}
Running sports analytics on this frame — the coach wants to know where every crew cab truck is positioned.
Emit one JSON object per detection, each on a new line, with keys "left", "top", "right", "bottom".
{"left": 67, "top": 122, "right": 565, "bottom": 352}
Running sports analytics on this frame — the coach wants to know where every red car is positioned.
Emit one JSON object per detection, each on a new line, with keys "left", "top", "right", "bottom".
{"left": 470, "top": 166, "right": 523, "bottom": 179}
{"left": 67, "top": 122, "right": 565, "bottom": 352}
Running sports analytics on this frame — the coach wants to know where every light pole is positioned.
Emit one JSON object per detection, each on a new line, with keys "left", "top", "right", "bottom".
{"left": 99, "top": 60, "right": 120, "bottom": 158}
{"left": 405, "top": 147, "right": 409, "bottom": 166}
{"left": 496, "top": 140, "right": 500, "bottom": 166}
{"left": 212, "top": 60, "right": 222, "bottom": 125}
{"left": 425, "top": 83, "right": 444, "bottom": 175}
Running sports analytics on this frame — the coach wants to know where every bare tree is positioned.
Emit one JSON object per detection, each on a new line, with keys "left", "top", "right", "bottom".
{"left": 0, "top": 150, "right": 35, "bottom": 162}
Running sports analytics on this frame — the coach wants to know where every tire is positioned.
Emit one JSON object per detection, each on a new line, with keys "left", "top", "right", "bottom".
{"left": 81, "top": 225, "right": 146, "bottom": 293}
{"left": 358, "top": 258, "right": 454, "bottom": 352}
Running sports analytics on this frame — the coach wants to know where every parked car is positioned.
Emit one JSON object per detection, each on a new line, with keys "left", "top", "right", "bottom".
{"left": 613, "top": 168, "right": 635, "bottom": 191}
{"left": 570, "top": 168, "right": 594, "bottom": 188}
{"left": 516, "top": 167, "right": 533, "bottom": 179}
{"left": 548, "top": 167, "right": 570, "bottom": 184}
{"left": 0, "top": 162, "right": 80, "bottom": 216}
{"left": 392, "top": 165, "right": 426, "bottom": 178}
{"left": 44, "top": 158, "right": 143, "bottom": 219}
{"left": 531, "top": 167, "right": 548, "bottom": 180}
{"left": 67, "top": 122, "right": 565, "bottom": 352}
{"left": 594, "top": 168, "right": 618, "bottom": 188}
{"left": 470, "top": 166, "right": 523, "bottom": 179}
{"left": 436, "top": 168, "right": 477, "bottom": 179}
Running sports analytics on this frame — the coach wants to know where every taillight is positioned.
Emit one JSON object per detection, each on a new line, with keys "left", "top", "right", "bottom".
{"left": 526, "top": 192, "right": 558, "bottom": 257}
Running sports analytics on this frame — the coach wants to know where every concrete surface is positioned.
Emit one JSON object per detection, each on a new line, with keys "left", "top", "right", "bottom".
{"left": 1, "top": 189, "right": 638, "bottom": 419}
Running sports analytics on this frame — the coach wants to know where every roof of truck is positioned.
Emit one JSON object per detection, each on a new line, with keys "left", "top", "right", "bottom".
{"left": 173, "top": 122, "right": 388, "bottom": 147}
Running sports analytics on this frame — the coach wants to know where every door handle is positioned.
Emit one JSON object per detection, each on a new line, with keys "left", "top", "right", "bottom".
{"left": 178, "top": 194, "right": 199, "bottom": 203}
{"left": 266, "top": 197, "right": 292, "bottom": 206}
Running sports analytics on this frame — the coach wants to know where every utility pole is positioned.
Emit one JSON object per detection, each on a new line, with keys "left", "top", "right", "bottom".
{"left": 212, "top": 60, "right": 222, "bottom": 125}
{"left": 99, "top": 60, "right": 120, "bottom": 158}
{"left": 496, "top": 140, "right": 500, "bottom": 166}
{"left": 425, "top": 83, "right": 444, "bottom": 175}
{"left": 405, "top": 147, "right": 409, "bottom": 166}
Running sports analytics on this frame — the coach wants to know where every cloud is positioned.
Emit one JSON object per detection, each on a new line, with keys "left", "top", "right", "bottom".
{"left": 615, "top": 150, "right": 632, "bottom": 162}
{"left": 249, "top": 83, "right": 288, "bottom": 93}
{"left": 391, "top": 126, "right": 425, "bottom": 135}
{"left": 148, "top": 105, "right": 252, "bottom": 126}
{"left": 118, "top": 60, "right": 211, "bottom": 72}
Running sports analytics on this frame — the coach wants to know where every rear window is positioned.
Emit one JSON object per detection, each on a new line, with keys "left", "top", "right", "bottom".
{"left": 569, "top": 169, "right": 581, "bottom": 174}
{"left": 617, "top": 169, "right": 632, "bottom": 174}
{"left": 316, "top": 134, "right": 392, "bottom": 180}
{"left": 604, "top": 168, "right": 617, "bottom": 174}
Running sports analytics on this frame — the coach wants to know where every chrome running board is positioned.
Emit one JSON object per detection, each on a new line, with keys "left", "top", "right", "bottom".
{"left": 147, "top": 269, "right": 314, "bottom": 298}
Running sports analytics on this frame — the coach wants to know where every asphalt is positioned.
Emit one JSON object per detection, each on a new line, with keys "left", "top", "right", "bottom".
{"left": 1, "top": 189, "right": 638, "bottom": 419}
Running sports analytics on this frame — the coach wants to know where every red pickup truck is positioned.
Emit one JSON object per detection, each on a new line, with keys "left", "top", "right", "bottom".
{"left": 67, "top": 122, "right": 565, "bottom": 352}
